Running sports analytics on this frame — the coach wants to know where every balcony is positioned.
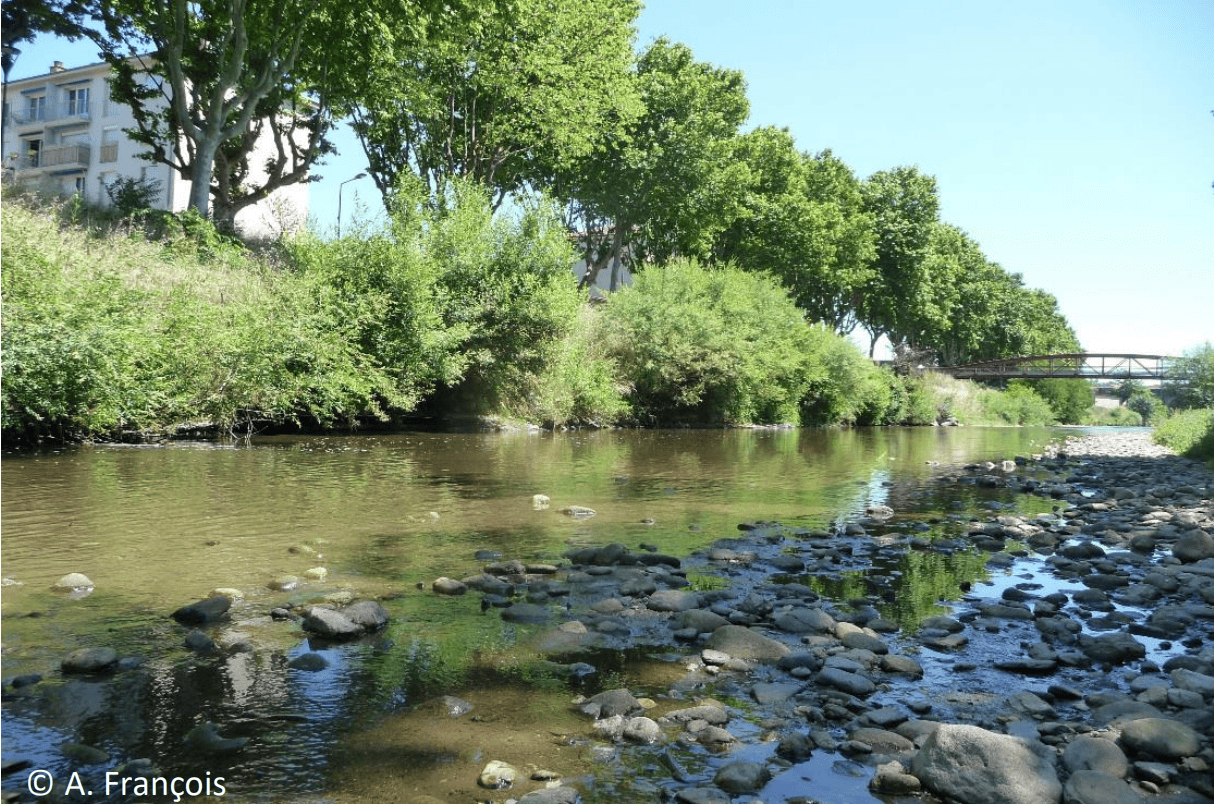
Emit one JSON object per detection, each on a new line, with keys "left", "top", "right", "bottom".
{"left": 47, "top": 100, "right": 92, "bottom": 126}
{"left": 20, "top": 144, "right": 91, "bottom": 171}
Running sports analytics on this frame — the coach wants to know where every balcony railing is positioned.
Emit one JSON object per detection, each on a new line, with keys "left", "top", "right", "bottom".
{"left": 20, "top": 144, "right": 91, "bottom": 170}
{"left": 48, "top": 100, "right": 92, "bottom": 125}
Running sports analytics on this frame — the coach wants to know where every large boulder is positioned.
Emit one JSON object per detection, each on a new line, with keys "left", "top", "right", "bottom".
{"left": 1119, "top": 717, "right": 1202, "bottom": 760}
{"left": 911, "top": 723, "right": 1061, "bottom": 803}
{"left": 302, "top": 607, "right": 363, "bottom": 640}
{"left": 1063, "top": 770, "right": 1141, "bottom": 804}
{"left": 705, "top": 625, "right": 790, "bottom": 662}
{"left": 1173, "top": 530, "right": 1214, "bottom": 563}
{"left": 1063, "top": 735, "right": 1129, "bottom": 777}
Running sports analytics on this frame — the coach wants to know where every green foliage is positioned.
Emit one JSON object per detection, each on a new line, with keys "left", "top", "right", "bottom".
{"left": 799, "top": 336, "right": 894, "bottom": 426}
{"left": 1127, "top": 390, "right": 1162, "bottom": 425}
{"left": 602, "top": 260, "right": 817, "bottom": 425}
{"left": 1028, "top": 378, "right": 1094, "bottom": 424}
{"left": 2, "top": 195, "right": 397, "bottom": 440}
{"left": 1153, "top": 408, "right": 1214, "bottom": 465}
{"left": 105, "top": 175, "right": 163, "bottom": 218}
{"left": 353, "top": 0, "right": 642, "bottom": 211}
{"left": 519, "top": 306, "right": 628, "bottom": 426}
{"left": 984, "top": 382, "right": 1056, "bottom": 426}
{"left": 1082, "top": 405, "right": 1143, "bottom": 426}
{"left": 1165, "top": 342, "right": 1214, "bottom": 409}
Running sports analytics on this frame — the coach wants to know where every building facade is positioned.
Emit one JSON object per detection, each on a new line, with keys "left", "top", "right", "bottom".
{"left": 2, "top": 59, "right": 308, "bottom": 239}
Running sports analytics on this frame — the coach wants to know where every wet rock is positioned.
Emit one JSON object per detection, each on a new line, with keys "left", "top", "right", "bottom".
{"left": 816, "top": 667, "right": 875, "bottom": 697}
{"left": 479, "top": 759, "right": 518, "bottom": 789}
{"left": 713, "top": 761, "right": 770, "bottom": 795}
{"left": 870, "top": 760, "right": 922, "bottom": 795}
{"left": 1064, "top": 735, "right": 1129, "bottom": 777}
{"left": 675, "top": 786, "right": 730, "bottom": 803}
{"left": 184, "top": 722, "right": 247, "bottom": 753}
{"left": 532, "top": 494, "right": 550, "bottom": 510}
{"left": 269, "top": 575, "right": 301, "bottom": 592}
{"left": 52, "top": 572, "right": 94, "bottom": 591}
{"left": 501, "top": 602, "right": 551, "bottom": 623}
{"left": 183, "top": 629, "right": 218, "bottom": 653}
{"left": 1064, "top": 770, "right": 1141, "bottom": 804}
{"left": 673, "top": 609, "right": 729, "bottom": 632}
{"left": 996, "top": 658, "right": 1058, "bottom": 674}
{"left": 580, "top": 688, "right": 642, "bottom": 719}
{"left": 773, "top": 606, "right": 835, "bottom": 634}
{"left": 647, "top": 589, "right": 700, "bottom": 612}
{"left": 911, "top": 723, "right": 1061, "bottom": 803}
{"left": 881, "top": 654, "right": 924, "bottom": 678}
{"left": 59, "top": 742, "right": 109, "bottom": 765}
{"left": 287, "top": 652, "right": 329, "bottom": 671}
{"left": 560, "top": 505, "right": 596, "bottom": 520}
{"left": 704, "top": 625, "right": 790, "bottom": 661}
{"left": 841, "top": 631, "right": 889, "bottom": 654}
{"left": 343, "top": 600, "right": 389, "bottom": 631}
{"left": 517, "top": 786, "right": 579, "bottom": 804}
{"left": 61, "top": 647, "right": 118, "bottom": 674}
{"left": 304, "top": 567, "right": 327, "bottom": 581}
{"left": 301, "top": 607, "right": 363, "bottom": 640}
{"left": 1079, "top": 631, "right": 1146, "bottom": 664}
{"left": 660, "top": 704, "right": 730, "bottom": 726}
{"left": 1174, "top": 530, "right": 1214, "bottom": 563}
{"left": 209, "top": 587, "right": 243, "bottom": 600}
{"left": 1119, "top": 717, "right": 1202, "bottom": 760}
{"left": 1172, "top": 667, "right": 1214, "bottom": 698}
{"left": 623, "top": 716, "right": 664, "bottom": 744}
{"left": 172, "top": 595, "right": 232, "bottom": 626}
{"left": 850, "top": 727, "right": 914, "bottom": 754}
{"left": 751, "top": 681, "right": 801, "bottom": 705}
{"left": 776, "top": 733, "right": 814, "bottom": 761}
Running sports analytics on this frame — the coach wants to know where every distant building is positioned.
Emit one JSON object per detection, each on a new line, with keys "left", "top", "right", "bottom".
{"left": 1, "top": 58, "right": 308, "bottom": 239}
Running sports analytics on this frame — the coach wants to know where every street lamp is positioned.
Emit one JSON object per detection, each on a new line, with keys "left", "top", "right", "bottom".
{"left": 337, "top": 171, "right": 367, "bottom": 238}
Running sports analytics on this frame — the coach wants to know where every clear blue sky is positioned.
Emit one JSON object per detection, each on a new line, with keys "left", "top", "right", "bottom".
{"left": 10, "top": 0, "right": 1212, "bottom": 357}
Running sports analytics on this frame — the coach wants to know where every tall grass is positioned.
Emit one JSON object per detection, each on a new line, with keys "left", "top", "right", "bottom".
{"left": 1153, "top": 408, "right": 1214, "bottom": 465}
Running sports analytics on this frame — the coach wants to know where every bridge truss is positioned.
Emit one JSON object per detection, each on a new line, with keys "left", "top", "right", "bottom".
{"left": 940, "top": 353, "right": 1180, "bottom": 382}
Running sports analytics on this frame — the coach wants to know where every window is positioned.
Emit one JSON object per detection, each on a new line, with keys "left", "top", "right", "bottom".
{"left": 67, "top": 87, "right": 89, "bottom": 117}
{"left": 27, "top": 95, "right": 46, "bottom": 122}
{"left": 74, "top": 176, "right": 86, "bottom": 194}
{"left": 23, "top": 138, "right": 41, "bottom": 168}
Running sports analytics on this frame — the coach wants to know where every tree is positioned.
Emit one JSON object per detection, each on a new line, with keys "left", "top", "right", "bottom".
{"left": 1165, "top": 341, "right": 1214, "bottom": 409}
{"left": 555, "top": 37, "right": 750, "bottom": 290}
{"left": 350, "top": 0, "right": 641, "bottom": 212}
{"left": 712, "top": 130, "right": 875, "bottom": 333}
{"left": 60, "top": 0, "right": 455, "bottom": 229}
{"left": 857, "top": 166, "right": 940, "bottom": 356}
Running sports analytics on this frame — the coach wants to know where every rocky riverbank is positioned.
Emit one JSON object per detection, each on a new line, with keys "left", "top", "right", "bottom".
{"left": 445, "top": 430, "right": 1213, "bottom": 803}
{"left": 5, "top": 430, "right": 1212, "bottom": 803}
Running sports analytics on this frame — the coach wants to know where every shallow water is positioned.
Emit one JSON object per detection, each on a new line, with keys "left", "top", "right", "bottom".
{"left": 1, "top": 426, "right": 1068, "bottom": 802}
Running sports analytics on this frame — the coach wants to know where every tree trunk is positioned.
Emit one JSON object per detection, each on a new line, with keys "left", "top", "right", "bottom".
{"left": 608, "top": 220, "right": 625, "bottom": 292}
{"left": 189, "top": 135, "right": 220, "bottom": 220}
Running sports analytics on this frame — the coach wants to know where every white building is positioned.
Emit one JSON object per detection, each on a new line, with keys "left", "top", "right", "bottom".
{"left": 2, "top": 59, "right": 308, "bottom": 239}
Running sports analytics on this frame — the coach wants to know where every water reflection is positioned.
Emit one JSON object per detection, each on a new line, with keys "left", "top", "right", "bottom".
{"left": 1, "top": 426, "right": 1063, "bottom": 800}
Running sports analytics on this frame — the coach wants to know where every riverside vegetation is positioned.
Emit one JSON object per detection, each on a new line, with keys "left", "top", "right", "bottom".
{"left": 7, "top": 187, "right": 1212, "bottom": 451}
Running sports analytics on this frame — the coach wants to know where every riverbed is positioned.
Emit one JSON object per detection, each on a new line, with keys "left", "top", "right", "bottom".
{"left": 7, "top": 425, "right": 1195, "bottom": 803}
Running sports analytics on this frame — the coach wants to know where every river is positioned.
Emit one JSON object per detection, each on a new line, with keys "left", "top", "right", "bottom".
{"left": 1, "top": 426, "right": 1068, "bottom": 802}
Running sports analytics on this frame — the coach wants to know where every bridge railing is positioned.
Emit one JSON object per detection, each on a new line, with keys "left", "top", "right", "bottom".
{"left": 940, "top": 353, "right": 1181, "bottom": 381}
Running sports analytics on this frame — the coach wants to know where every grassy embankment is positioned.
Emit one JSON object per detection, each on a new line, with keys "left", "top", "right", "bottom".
{"left": 2, "top": 186, "right": 1136, "bottom": 444}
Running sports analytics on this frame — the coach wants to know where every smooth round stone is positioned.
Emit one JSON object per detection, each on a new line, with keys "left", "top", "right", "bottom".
{"left": 61, "top": 647, "right": 118, "bottom": 674}
{"left": 52, "top": 573, "right": 94, "bottom": 590}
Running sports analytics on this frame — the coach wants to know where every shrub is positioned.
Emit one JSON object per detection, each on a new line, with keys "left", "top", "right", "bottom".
{"left": 603, "top": 259, "right": 817, "bottom": 425}
{"left": 1153, "top": 408, "right": 1214, "bottom": 465}
{"left": 1164, "top": 342, "right": 1214, "bottom": 409}
{"left": 981, "top": 383, "right": 1055, "bottom": 425}
{"left": 1126, "top": 390, "right": 1162, "bottom": 425}
{"left": 1029, "top": 378, "right": 1095, "bottom": 424}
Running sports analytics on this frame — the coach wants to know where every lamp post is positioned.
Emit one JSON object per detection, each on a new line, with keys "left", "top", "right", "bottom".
{"left": 337, "top": 171, "right": 367, "bottom": 238}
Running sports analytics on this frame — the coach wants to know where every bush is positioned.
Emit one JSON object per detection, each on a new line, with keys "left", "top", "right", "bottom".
{"left": 1126, "top": 390, "right": 1162, "bottom": 425}
{"left": 1153, "top": 408, "right": 1214, "bottom": 465}
{"left": 1164, "top": 342, "right": 1214, "bottom": 409}
{"left": 800, "top": 331, "right": 893, "bottom": 426}
{"left": 981, "top": 383, "right": 1055, "bottom": 425}
{"left": 1082, "top": 406, "right": 1143, "bottom": 426}
{"left": 1029, "top": 378, "right": 1094, "bottom": 424}
{"left": 603, "top": 259, "right": 817, "bottom": 425}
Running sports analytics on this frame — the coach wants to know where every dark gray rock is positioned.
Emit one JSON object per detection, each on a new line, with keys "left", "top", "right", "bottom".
{"left": 849, "top": 727, "right": 914, "bottom": 754}
{"left": 342, "top": 600, "right": 389, "bottom": 630}
{"left": 713, "top": 761, "right": 770, "bottom": 795}
{"left": 841, "top": 631, "right": 888, "bottom": 654}
{"left": 171, "top": 596, "right": 232, "bottom": 625}
{"left": 1174, "top": 531, "right": 1214, "bottom": 563}
{"left": 773, "top": 607, "right": 834, "bottom": 634}
{"left": 580, "top": 688, "right": 642, "bottom": 719}
{"left": 501, "top": 603, "right": 551, "bottom": 623}
{"left": 287, "top": 652, "right": 329, "bottom": 671}
{"left": 183, "top": 629, "right": 217, "bottom": 653}
{"left": 1079, "top": 631, "right": 1146, "bottom": 664}
{"left": 816, "top": 667, "right": 875, "bottom": 697}
{"left": 302, "top": 607, "right": 363, "bottom": 640}
{"left": 647, "top": 589, "right": 700, "bottom": 612}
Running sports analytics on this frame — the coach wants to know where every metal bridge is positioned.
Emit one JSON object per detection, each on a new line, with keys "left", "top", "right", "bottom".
{"left": 939, "top": 353, "right": 1180, "bottom": 382}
